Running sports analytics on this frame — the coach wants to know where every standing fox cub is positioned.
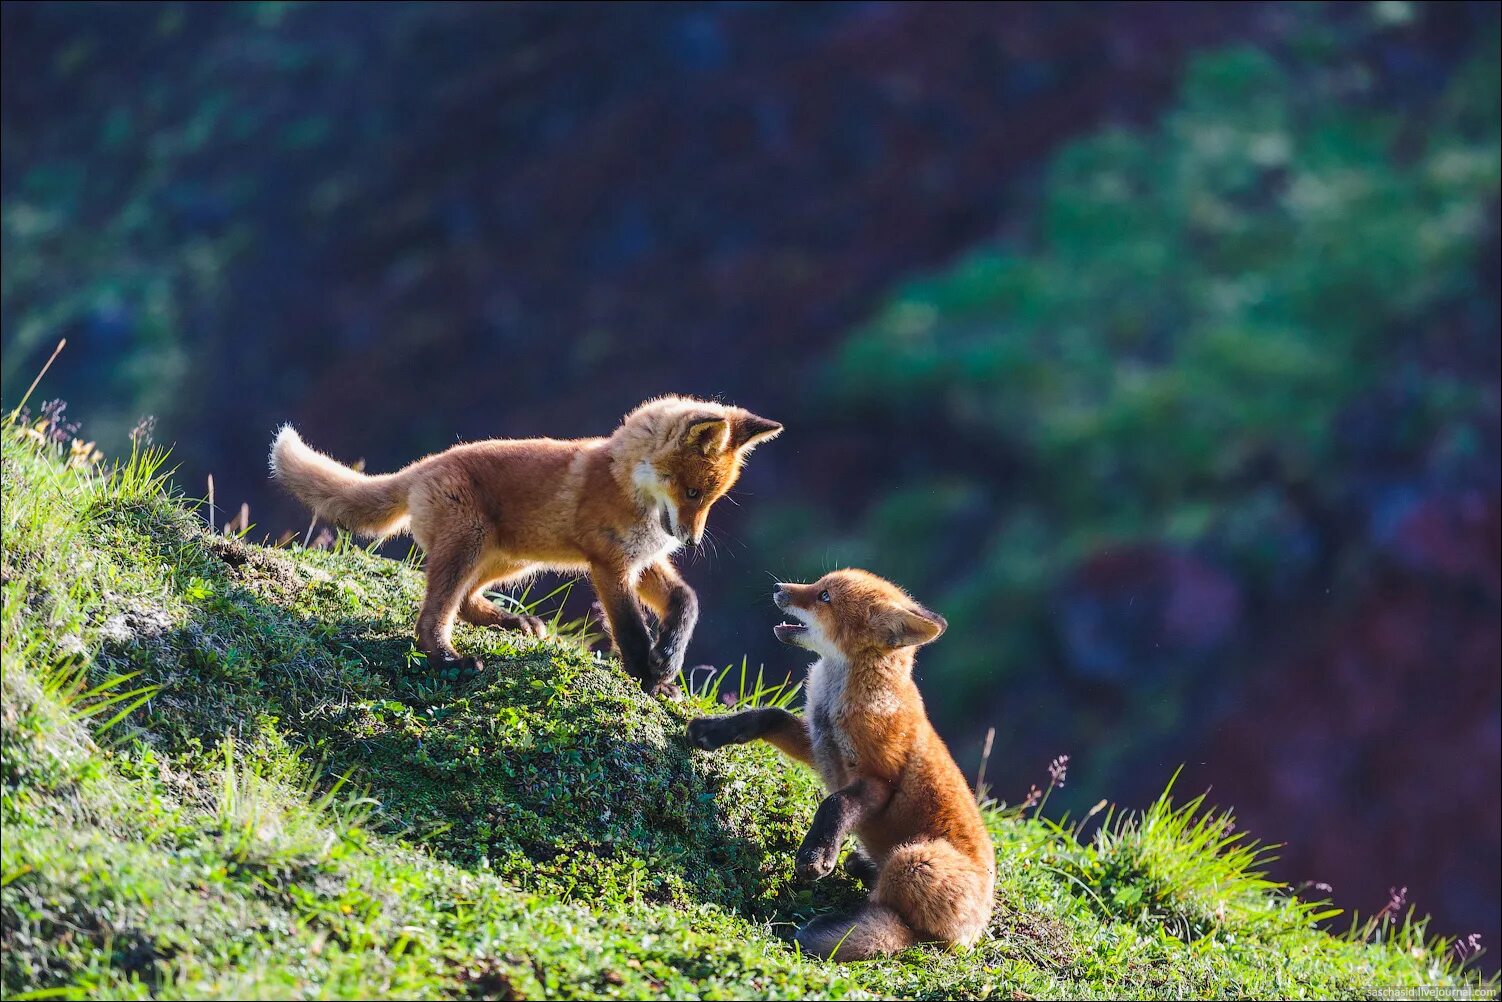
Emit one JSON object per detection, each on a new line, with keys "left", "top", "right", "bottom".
{"left": 270, "top": 396, "right": 781, "bottom": 692}
{"left": 687, "top": 570, "right": 994, "bottom": 960}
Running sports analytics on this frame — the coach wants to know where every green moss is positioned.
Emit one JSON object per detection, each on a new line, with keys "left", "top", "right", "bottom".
{"left": 1, "top": 426, "right": 1492, "bottom": 999}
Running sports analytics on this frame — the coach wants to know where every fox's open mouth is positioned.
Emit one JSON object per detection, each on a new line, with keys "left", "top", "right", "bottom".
{"left": 773, "top": 622, "right": 807, "bottom": 644}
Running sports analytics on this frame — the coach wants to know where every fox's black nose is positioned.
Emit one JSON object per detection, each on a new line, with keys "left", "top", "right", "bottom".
{"left": 773, "top": 585, "right": 789, "bottom": 609}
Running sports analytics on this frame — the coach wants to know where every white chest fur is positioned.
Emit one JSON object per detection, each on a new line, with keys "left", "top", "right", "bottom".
{"left": 620, "top": 518, "right": 679, "bottom": 576}
{"left": 804, "top": 656, "right": 845, "bottom": 718}
{"left": 804, "top": 656, "right": 857, "bottom": 788}
{"left": 624, "top": 460, "right": 682, "bottom": 573}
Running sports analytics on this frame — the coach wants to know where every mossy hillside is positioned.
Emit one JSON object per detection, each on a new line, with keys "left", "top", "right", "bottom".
{"left": 2, "top": 424, "right": 1493, "bottom": 999}
{"left": 1, "top": 734, "right": 849, "bottom": 1000}
{"left": 6, "top": 438, "right": 823, "bottom": 915}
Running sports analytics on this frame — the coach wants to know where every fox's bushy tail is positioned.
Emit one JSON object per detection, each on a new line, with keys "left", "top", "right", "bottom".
{"left": 794, "top": 903, "right": 920, "bottom": 961}
{"left": 269, "top": 426, "right": 410, "bottom": 537}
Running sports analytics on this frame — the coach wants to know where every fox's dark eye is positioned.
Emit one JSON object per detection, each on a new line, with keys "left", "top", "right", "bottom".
{"left": 819, "top": 590, "right": 831, "bottom": 603}
{"left": 686, "top": 488, "right": 701, "bottom": 499}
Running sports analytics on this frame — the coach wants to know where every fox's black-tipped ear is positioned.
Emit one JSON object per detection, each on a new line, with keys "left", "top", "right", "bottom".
{"left": 731, "top": 412, "right": 783, "bottom": 452}
{"left": 684, "top": 416, "right": 730, "bottom": 455}
{"left": 884, "top": 604, "right": 947, "bottom": 649}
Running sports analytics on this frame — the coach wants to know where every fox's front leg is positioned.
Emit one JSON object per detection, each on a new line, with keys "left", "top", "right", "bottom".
{"left": 796, "top": 777, "right": 892, "bottom": 882}
{"left": 636, "top": 560, "right": 698, "bottom": 690}
{"left": 590, "top": 560, "right": 663, "bottom": 691}
{"left": 686, "top": 707, "right": 813, "bottom": 764}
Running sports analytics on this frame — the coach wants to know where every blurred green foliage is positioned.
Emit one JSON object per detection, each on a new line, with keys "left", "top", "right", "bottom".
{"left": 0, "top": 4, "right": 260, "bottom": 437}
{"left": 0, "top": 3, "right": 426, "bottom": 444}
{"left": 758, "top": 39, "right": 1500, "bottom": 731}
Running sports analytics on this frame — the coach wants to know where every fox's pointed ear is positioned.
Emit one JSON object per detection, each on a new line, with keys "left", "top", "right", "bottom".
{"left": 731, "top": 411, "right": 783, "bottom": 452}
{"left": 684, "top": 416, "right": 730, "bottom": 455}
{"left": 883, "top": 603, "right": 947, "bottom": 649}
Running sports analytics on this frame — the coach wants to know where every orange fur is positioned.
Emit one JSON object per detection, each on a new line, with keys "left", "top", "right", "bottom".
{"left": 688, "top": 569, "right": 994, "bottom": 960}
{"left": 270, "top": 396, "right": 780, "bottom": 689}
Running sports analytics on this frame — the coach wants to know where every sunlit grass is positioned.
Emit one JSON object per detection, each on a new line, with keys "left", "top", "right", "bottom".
{"left": 2, "top": 415, "right": 1493, "bottom": 998}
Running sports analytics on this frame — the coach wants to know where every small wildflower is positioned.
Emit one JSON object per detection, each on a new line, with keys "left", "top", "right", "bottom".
{"left": 1048, "top": 754, "right": 1070, "bottom": 788}
{"left": 129, "top": 414, "right": 158, "bottom": 446}
{"left": 1452, "top": 932, "right": 1483, "bottom": 962}
{"left": 38, "top": 399, "right": 80, "bottom": 444}
{"left": 1364, "top": 885, "right": 1409, "bottom": 938}
{"left": 67, "top": 438, "right": 103, "bottom": 468}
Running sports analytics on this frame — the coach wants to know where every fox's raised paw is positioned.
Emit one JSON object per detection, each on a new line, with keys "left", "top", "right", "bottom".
{"left": 686, "top": 716, "right": 735, "bottom": 751}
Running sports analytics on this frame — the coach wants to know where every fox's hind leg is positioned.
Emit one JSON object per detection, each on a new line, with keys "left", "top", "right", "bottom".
{"left": 874, "top": 840, "right": 993, "bottom": 949}
{"left": 415, "top": 527, "right": 485, "bottom": 673}
{"left": 460, "top": 562, "right": 548, "bottom": 638}
{"left": 460, "top": 591, "right": 549, "bottom": 637}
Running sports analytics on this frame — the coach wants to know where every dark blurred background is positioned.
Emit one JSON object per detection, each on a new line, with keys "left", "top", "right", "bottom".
{"left": 3, "top": 0, "right": 1498, "bottom": 965}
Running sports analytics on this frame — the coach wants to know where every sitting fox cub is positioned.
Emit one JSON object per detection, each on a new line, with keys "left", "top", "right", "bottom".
{"left": 688, "top": 569, "right": 994, "bottom": 960}
{"left": 270, "top": 395, "right": 780, "bottom": 692}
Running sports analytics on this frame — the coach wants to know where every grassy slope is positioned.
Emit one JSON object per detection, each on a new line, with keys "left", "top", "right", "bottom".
{"left": 0, "top": 425, "right": 1491, "bottom": 1001}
